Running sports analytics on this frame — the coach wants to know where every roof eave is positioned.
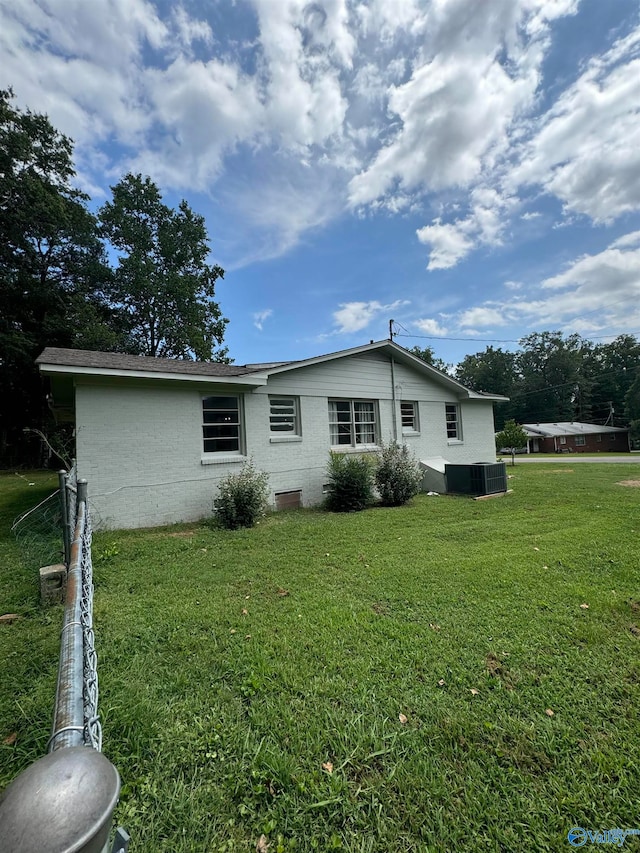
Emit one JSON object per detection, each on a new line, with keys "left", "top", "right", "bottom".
{"left": 37, "top": 363, "right": 268, "bottom": 386}
{"left": 467, "top": 393, "right": 510, "bottom": 403}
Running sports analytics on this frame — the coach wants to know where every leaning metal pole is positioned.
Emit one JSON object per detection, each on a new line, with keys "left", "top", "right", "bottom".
{"left": 58, "top": 469, "right": 71, "bottom": 568}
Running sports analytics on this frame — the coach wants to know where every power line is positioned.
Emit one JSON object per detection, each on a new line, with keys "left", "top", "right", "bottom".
{"left": 396, "top": 331, "right": 522, "bottom": 344}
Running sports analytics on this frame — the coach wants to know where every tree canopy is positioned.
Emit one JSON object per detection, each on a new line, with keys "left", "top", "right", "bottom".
{"left": 452, "top": 332, "right": 640, "bottom": 432}
{"left": 0, "top": 89, "right": 118, "bottom": 462}
{"left": 0, "top": 91, "right": 228, "bottom": 464}
{"left": 408, "top": 345, "right": 451, "bottom": 375}
{"left": 99, "top": 174, "right": 228, "bottom": 361}
{"left": 496, "top": 419, "right": 529, "bottom": 465}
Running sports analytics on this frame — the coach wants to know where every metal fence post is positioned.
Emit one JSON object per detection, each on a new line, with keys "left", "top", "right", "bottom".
{"left": 58, "top": 469, "right": 71, "bottom": 567}
{"left": 77, "top": 478, "right": 88, "bottom": 508}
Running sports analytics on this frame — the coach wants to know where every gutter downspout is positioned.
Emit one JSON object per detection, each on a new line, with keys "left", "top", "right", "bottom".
{"left": 390, "top": 357, "right": 398, "bottom": 442}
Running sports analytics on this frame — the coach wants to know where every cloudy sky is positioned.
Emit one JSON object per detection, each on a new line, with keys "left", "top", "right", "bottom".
{"left": 2, "top": 0, "right": 640, "bottom": 365}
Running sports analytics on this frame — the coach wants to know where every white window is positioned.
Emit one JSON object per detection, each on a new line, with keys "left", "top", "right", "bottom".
{"left": 202, "top": 396, "right": 242, "bottom": 454}
{"left": 559, "top": 436, "right": 567, "bottom": 444}
{"left": 401, "top": 401, "right": 419, "bottom": 433}
{"left": 575, "top": 435, "right": 585, "bottom": 446}
{"left": 445, "top": 404, "right": 461, "bottom": 440}
{"left": 329, "top": 400, "right": 377, "bottom": 447}
{"left": 596, "top": 434, "right": 602, "bottom": 442}
{"left": 269, "top": 397, "right": 300, "bottom": 436}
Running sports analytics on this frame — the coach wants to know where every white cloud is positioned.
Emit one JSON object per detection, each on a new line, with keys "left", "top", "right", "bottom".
{"left": 333, "top": 299, "right": 408, "bottom": 333}
{"left": 508, "top": 27, "right": 640, "bottom": 222}
{"left": 138, "top": 57, "right": 263, "bottom": 188}
{"left": 172, "top": 6, "right": 213, "bottom": 50}
{"left": 458, "top": 307, "right": 506, "bottom": 328}
{"left": 540, "top": 243, "right": 640, "bottom": 296}
{"left": 250, "top": 0, "right": 352, "bottom": 149}
{"left": 611, "top": 231, "right": 640, "bottom": 250}
{"left": 411, "top": 230, "right": 640, "bottom": 337}
{"left": 219, "top": 157, "right": 347, "bottom": 266}
{"left": 416, "top": 186, "right": 512, "bottom": 268}
{"left": 348, "top": 0, "right": 561, "bottom": 209}
{"left": 1, "top": 0, "right": 637, "bottom": 275}
{"left": 416, "top": 220, "right": 475, "bottom": 270}
{"left": 414, "top": 318, "right": 449, "bottom": 336}
{"left": 253, "top": 309, "right": 273, "bottom": 330}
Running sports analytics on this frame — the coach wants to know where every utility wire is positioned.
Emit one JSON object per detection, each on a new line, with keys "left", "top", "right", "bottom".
{"left": 505, "top": 363, "right": 640, "bottom": 401}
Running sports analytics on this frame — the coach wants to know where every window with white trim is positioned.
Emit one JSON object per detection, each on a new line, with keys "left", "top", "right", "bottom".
{"left": 559, "top": 436, "right": 567, "bottom": 444}
{"left": 269, "top": 397, "right": 300, "bottom": 436}
{"left": 445, "top": 404, "right": 461, "bottom": 440}
{"left": 202, "top": 395, "right": 242, "bottom": 454}
{"left": 329, "top": 400, "right": 378, "bottom": 447}
{"left": 575, "top": 435, "right": 585, "bottom": 446}
{"left": 401, "top": 401, "right": 419, "bottom": 433}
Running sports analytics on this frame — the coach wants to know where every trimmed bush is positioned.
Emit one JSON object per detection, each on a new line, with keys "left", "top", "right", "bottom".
{"left": 214, "top": 461, "right": 269, "bottom": 529}
{"left": 324, "top": 451, "right": 375, "bottom": 512}
{"left": 375, "top": 441, "right": 422, "bottom": 506}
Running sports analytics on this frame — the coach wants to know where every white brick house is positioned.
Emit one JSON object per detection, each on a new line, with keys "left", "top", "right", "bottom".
{"left": 37, "top": 340, "right": 507, "bottom": 529}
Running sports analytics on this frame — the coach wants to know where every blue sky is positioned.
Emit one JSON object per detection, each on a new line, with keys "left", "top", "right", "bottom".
{"left": 2, "top": 0, "right": 640, "bottom": 367}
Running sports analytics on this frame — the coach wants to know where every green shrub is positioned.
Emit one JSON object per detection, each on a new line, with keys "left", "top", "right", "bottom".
{"left": 324, "top": 451, "right": 375, "bottom": 512}
{"left": 214, "top": 461, "right": 269, "bottom": 529}
{"left": 375, "top": 441, "right": 422, "bottom": 506}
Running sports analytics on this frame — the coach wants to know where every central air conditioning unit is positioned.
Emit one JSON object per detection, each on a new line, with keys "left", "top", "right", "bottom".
{"left": 445, "top": 462, "right": 507, "bottom": 496}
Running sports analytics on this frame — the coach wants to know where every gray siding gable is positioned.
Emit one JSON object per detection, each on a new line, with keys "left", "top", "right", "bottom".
{"left": 259, "top": 350, "right": 461, "bottom": 402}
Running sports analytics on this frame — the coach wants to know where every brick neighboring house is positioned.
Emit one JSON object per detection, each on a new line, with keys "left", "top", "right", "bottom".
{"left": 522, "top": 422, "right": 630, "bottom": 453}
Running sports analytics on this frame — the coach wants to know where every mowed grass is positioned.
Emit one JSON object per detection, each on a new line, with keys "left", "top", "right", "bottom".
{"left": 1, "top": 465, "right": 640, "bottom": 852}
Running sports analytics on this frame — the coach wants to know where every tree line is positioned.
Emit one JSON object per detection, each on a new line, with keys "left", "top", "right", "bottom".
{"left": 0, "top": 90, "right": 228, "bottom": 465}
{"left": 411, "top": 331, "right": 640, "bottom": 441}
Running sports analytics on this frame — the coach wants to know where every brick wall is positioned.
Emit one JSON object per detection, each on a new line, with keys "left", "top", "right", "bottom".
{"left": 536, "top": 432, "right": 629, "bottom": 453}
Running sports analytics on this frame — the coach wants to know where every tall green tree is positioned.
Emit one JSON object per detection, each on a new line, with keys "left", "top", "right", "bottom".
{"left": 585, "top": 335, "right": 640, "bottom": 425}
{"left": 0, "top": 90, "right": 115, "bottom": 463}
{"left": 408, "top": 345, "right": 451, "bottom": 375}
{"left": 455, "top": 347, "right": 518, "bottom": 429}
{"left": 495, "top": 419, "right": 528, "bottom": 466}
{"left": 99, "top": 174, "right": 229, "bottom": 361}
{"left": 514, "top": 331, "right": 590, "bottom": 425}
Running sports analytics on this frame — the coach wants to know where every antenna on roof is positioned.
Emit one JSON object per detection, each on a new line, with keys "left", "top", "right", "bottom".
{"left": 389, "top": 319, "right": 395, "bottom": 341}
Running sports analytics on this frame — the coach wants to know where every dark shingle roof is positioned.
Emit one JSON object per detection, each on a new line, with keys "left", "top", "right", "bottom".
{"left": 36, "top": 347, "right": 265, "bottom": 377}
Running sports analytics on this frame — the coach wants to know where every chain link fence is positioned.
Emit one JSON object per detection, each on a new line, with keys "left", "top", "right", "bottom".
{"left": 10, "top": 489, "right": 65, "bottom": 572}
{"left": 0, "top": 472, "right": 128, "bottom": 852}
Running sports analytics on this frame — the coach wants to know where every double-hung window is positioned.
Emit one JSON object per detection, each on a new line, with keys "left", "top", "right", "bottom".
{"left": 445, "top": 403, "right": 461, "bottom": 441}
{"left": 575, "top": 435, "right": 586, "bottom": 446}
{"left": 401, "top": 401, "right": 419, "bottom": 434}
{"left": 269, "top": 397, "right": 300, "bottom": 437}
{"left": 329, "top": 400, "right": 377, "bottom": 447}
{"left": 202, "top": 395, "right": 242, "bottom": 454}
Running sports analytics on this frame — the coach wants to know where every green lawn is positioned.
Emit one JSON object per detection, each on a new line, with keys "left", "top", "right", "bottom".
{"left": 1, "top": 465, "right": 639, "bottom": 852}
